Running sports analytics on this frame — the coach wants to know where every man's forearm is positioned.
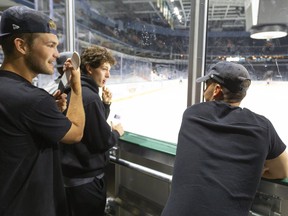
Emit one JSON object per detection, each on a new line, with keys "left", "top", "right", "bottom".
{"left": 66, "top": 85, "right": 85, "bottom": 129}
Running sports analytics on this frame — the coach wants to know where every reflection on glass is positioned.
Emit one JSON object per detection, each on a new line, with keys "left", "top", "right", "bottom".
{"left": 73, "top": 0, "right": 189, "bottom": 143}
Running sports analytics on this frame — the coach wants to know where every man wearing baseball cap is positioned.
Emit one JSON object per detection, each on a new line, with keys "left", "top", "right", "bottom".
{"left": 0, "top": 6, "right": 85, "bottom": 216}
{"left": 162, "top": 61, "right": 288, "bottom": 216}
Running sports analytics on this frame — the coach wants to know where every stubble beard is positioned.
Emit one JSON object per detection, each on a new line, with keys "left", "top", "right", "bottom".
{"left": 25, "top": 51, "right": 53, "bottom": 76}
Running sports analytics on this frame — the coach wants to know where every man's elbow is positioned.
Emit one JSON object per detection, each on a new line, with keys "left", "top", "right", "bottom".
{"left": 282, "top": 169, "right": 288, "bottom": 179}
{"left": 262, "top": 168, "right": 288, "bottom": 180}
{"left": 61, "top": 127, "right": 84, "bottom": 144}
{"left": 263, "top": 151, "right": 288, "bottom": 179}
{"left": 71, "top": 131, "right": 83, "bottom": 143}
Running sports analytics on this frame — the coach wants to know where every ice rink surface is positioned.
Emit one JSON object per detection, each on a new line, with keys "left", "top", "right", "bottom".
{"left": 108, "top": 79, "right": 288, "bottom": 145}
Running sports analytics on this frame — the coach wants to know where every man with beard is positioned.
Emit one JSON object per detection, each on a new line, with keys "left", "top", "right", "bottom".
{"left": 0, "top": 6, "right": 85, "bottom": 216}
{"left": 161, "top": 61, "right": 288, "bottom": 216}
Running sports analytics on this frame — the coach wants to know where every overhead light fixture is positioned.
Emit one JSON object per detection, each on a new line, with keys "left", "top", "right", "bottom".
{"left": 250, "top": 24, "right": 287, "bottom": 40}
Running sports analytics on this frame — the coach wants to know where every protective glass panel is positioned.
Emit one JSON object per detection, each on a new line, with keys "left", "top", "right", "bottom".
{"left": 74, "top": 0, "right": 189, "bottom": 143}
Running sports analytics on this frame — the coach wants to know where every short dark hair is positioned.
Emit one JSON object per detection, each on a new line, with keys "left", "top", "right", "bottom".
{"left": 1, "top": 33, "right": 38, "bottom": 57}
{"left": 215, "top": 79, "right": 250, "bottom": 103}
{"left": 80, "top": 46, "right": 116, "bottom": 74}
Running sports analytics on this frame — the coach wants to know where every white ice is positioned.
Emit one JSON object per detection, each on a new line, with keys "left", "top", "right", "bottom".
{"left": 108, "top": 79, "right": 288, "bottom": 146}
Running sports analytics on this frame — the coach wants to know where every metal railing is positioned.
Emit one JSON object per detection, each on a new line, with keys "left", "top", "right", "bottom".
{"left": 109, "top": 154, "right": 172, "bottom": 183}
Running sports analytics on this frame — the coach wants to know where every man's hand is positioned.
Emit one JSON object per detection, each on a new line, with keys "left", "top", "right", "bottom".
{"left": 53, "top": 90, "right": 67, "bottom": 112}
{"left": 63, "top": 57, "right": 81, "bottom": 95}
{"left": 102, "top": 86, "right": 112, "bottom": 104}
{"left": 111, "top": 121, "right": 124, "bottom": 136}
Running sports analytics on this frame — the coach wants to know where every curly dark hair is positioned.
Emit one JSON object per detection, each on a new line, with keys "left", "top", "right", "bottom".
{"left": 80, "top": 45, "right": 116, "bottom": 74}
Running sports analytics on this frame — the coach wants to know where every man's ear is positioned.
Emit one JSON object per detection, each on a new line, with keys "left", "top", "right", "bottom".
{"left": 86, "top": 64, "right": 92, "bottom": 75}
{"left": 14, "top": 38, "right": 27, "bottom": 55}
{"left": 213, "top": 84, "right": 223, "bottom": 100}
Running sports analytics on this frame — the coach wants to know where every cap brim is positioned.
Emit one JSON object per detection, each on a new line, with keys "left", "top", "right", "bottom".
{"left": 196, "top": 75, "right": 210, "bottom": 83}
{"left": 0, "top": 32, "right": 11, "bottom": 38}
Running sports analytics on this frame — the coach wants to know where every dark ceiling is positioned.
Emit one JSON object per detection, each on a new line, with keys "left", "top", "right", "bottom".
{"left": 87, "top": 0, "right": 246, "bottom": 30}
{"left": 0, "top": 0, "right": 246, "bottom": 31}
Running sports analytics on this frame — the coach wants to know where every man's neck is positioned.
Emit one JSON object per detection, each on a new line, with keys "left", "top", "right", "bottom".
{"left": 229, "top": 102, "right": 241, "bottom": 107}
{"left": 1, "top": 60, "right": 35, "bottom": 83}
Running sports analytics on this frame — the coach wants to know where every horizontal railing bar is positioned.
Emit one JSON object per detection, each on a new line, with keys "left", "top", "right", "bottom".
{"left": 109, "top": 155, "right": 172, "bottom": 183}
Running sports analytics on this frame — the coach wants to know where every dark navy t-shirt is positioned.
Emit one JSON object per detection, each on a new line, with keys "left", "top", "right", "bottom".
{"left": 162, "top": 101, "right": 286, "bottom": 216}
{"left": 0, "top": 71, "right": 72, "bottom": 216}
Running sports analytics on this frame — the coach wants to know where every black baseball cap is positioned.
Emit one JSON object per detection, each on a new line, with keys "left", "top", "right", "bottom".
{"left": 0, "top": 6, "right": 57, "bottom": 40}
{"left": 56, "top": 51, "right": 73, "bottom": 68}
{"left": 196, "top": 61, "right": 251, "bottom": 93}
